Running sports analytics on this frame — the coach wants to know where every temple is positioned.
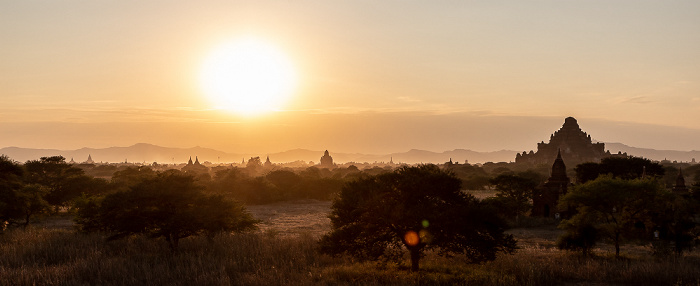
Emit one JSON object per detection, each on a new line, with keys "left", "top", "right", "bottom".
{"left": 516, "top": 117, "right": 607, "bottom": 166}
{"left": 673, "top": 168, "right": 689, "bottom": 194}
{"left": 182, "top": 156, "right": 208, "bottom": 173}
{"left": 320, "top": 150, "right": 335, "bottom": 169}
{"left": 532, "top": 150, "right": 571, "bottom": 217}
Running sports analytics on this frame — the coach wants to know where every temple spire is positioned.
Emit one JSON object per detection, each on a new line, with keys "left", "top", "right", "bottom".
{"left": 673, "top": 168, "right": 689, "bottom": 194}
{"left": 551, "top": 149, "right": 567, "bottom": 180}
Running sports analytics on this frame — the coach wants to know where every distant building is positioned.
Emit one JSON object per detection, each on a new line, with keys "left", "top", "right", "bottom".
{"left": 84, "top": 154, "right": 94, "bottom": 164}
{"left": 264, "top": 156, "right": 273, "bottom": 168}
{"left": 673, "top": 168, "right": 689, "bottom": 194}
{"left": 516, "top": 117, "right": 607, "bottom": 166}
{"left": 532, "top": 150, "right": 571, "bottom": 218}
{"left": 182, "top": 156, "right": 208, "bottom": 173}
{"left": 320, "top": 150, "right": 335, "bottom": 169}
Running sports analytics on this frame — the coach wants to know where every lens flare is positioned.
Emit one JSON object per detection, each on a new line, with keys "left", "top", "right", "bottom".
{"left": 404, "top": 231, "right": 419, "bottom": 246}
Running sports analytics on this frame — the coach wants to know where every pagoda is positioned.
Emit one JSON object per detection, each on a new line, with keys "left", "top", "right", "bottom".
{"left": 516, "top": 117, "right": 607, "bottom": 166}
{"left": 320, "top": 150, "right": 335, "bottom": 169}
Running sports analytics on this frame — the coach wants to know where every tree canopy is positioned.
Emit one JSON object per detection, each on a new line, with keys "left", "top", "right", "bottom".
{"left": 76, "top": 171, "right": 258, "bottom": 250}
{"left": 0, "top": 155, "right": 50, "bottom": 227}
{"left": 24, "top": 156, "right": 107, "bottom": 210}
{"left": 486, "top": 173, "right": 539, "bottom": 221}
{"left": 320, "top": 164, "right": 515, "bottom": 271}
{"left": 558, "top": 176, "right": 672, "bottom": 257}
{"left": 574, "top": 156, "right": 664, "bottom": 184}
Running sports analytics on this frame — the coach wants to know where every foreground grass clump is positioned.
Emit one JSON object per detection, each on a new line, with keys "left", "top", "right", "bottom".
{"left": 1, "top": 227, "right": 699, "bottom": 285}
{"left": 0, "top": 227, "right": 326, "bottom": 285}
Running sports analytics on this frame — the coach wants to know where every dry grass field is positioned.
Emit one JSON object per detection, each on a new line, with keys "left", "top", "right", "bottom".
{"left": 246, "top": 200, "right": 331, "bottom": 237}
{"left": 1, "top": 200, "right": 699, "bottom": 285}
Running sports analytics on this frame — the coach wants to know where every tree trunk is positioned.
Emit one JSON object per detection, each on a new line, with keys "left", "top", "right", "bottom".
{"left": 166, "top": 234, "right": 175, "bottom": 251}
{"left": 614, "top": 232, "right": 620, "bottom": 258}
{"left": 409, "top": 248, "right": 420, "bottom": 272}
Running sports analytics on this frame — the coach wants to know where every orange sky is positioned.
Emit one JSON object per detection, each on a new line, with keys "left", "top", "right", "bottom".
{"left": 1, "top": 1, "right": 699, "bottom": 154}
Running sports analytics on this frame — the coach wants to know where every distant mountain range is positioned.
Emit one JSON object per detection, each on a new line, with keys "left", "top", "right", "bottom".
{"left": 0, "top": 143, "right": 517, "bottom": 164}
{"left": 0, "top": 142, "right": 697, "bottom": 165}
{"left": 604, "top": 143, "right": 699, "bottom": 163}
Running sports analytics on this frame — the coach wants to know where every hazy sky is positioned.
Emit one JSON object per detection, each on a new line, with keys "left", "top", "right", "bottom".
{"left": 1, "top": 1, "right": 699, "bottom": 154}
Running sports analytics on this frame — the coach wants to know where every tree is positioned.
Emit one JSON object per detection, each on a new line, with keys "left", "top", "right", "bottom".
{"left": 559, "top": 176, "right": 671, "bottom": 257}
{"left": 265, "top": 169, "right": 301, "bottom": 194}
{"left": 110, "top": 166, "right": 156, "bottom": 191}
{"left": 575, "top": 157, "right": 664, "bottom": 184}
{"left": 0, "top": 155, "right": 48, "bottom": 227}
{"left": 12, "top": 184, "right": 50, "bottom": 226}
{"left": 556, "top": 218, "right": 598, "bottom": 256}
{"left": 651, "top": 190, "right": 700, "bottom": 256}
{"left": 488, "top": 173, "right": 538, "bottom": 221}
{"left": 320, "top": 165, "right": 516, "bottom": 271}
{"left": 76, "top": 171, "right": 258, "bottom": 250}
{"left": 245, "top": 157, "right": 263, "bottom": 175}
{"left": 24, "top": 156, "right": 105, "bottom": 210}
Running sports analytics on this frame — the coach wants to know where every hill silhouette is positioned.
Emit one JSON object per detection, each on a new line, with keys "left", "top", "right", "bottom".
{"left": 1, "top": 143, "right": 697, "bottom": 165}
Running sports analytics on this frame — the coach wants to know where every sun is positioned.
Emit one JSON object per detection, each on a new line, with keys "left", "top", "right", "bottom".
{"left": 199, "top": 37, "right": 297, "bottom": 116}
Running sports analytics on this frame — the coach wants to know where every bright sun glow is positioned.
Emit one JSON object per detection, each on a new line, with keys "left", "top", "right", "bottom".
{"left": 199, "top": 37, "right": 297, "bottom": 116}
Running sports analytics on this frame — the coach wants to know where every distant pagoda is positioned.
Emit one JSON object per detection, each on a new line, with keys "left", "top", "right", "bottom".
{"left": 320, "top": 150, "right": 335, "bottom": 169}
{"left": 516, "top": 117, "right": 607, "bottom": 166}
{"left": 532, "top": 150, "right": 571, "bottom": 217}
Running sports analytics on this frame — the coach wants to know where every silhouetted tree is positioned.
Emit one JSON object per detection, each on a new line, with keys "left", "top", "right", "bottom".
{"left": 12, "top": 184, "right": 50, "bottom": 226}
{"left": 320, "top": 165, "right": 516, "bottom": 271}
{"left": 24, "top": 156, "right": 106, "bottom": 211}
{"left": 76, "top": 171, "right": 258, "bottom": 250}
{"left": 111, "top": 166, "right": 157, "bottom": 191}
{"left": 245, "top": 156, "right": 262, "bottom": 175}
{"left": 488, "top": 174, "right": 538, "bottom": 221}
{"left": 0, "top": 156, "right": 51, "bottom": 227}
{"left": 650, "top": 190, "right": 700, "bottom": 256}
{"left": 575, "top": 157, "right": 664, "bottom": 184}
{"left": 0, "top": 156, "right": 24, "bottom": 223}
{"left": 265, "top": 169, "right": 301, "bottom": 195}
{"left": 559, "top": 176, "right": 671, "bottom": 257}
{"left": 556, "top": 221, "right": 598, "bottom": 256}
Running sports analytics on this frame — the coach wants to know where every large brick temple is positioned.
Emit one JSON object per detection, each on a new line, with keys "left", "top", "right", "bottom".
{"left": 515, "top": 117, "right": 608, "bottom": 167}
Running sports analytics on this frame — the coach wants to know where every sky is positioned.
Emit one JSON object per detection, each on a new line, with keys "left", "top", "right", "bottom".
{"left": 1, "top": 1, "right": 699, "bottom": 155}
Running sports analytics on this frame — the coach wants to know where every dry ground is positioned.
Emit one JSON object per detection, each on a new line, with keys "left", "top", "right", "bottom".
{"left": 246, "top": 199, "right": 332, "bottom": 237}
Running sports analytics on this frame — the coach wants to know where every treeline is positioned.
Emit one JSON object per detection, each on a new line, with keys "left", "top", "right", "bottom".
{"left": 0, "top": 155, "right": 395, "bottom": 229}
{"left": 481, "top": 156, "right": 700, "bottom": 257}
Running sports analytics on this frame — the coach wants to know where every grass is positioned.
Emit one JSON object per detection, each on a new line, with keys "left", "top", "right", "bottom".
{"left": 1, "top": 200, "right": 699, "bottom": 285}
{"left": 0, "top": 227, "right": 328, "bottom": 285}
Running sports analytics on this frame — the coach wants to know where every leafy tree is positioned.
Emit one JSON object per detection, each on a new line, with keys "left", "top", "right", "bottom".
{"left": 575, "top": 157, "right": 664, "bottom": 184}
{"left": 489, "top": 174, "right": 538, "bottom": 221}
{"left": 12, "top": 184, "right": 50, "bottom": 226}
{"left": 76, "top": 171, "right": 258, "bottom": 250}
{"left": 24, "top": 156, "right": 105, "bottom": 210}
{"left": 651, "top": 190, "right": 700, "bottom": 256}
{"left": 110, "top": 166, "right": 156, "bottom": 191}
{"left": 265, "top": 169, "right": 301, "bottom": 194}
{"left": 245, "top": 157, "right": 263, "bottom": 175}
{"left": 0, "top": 156, "right": 49, "bottom": 227}
{"left": 320, "top": 165, "right": 516, "bottom": 271}
{"left": 559, "top": 176, "right": 671, "bottom": 257}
